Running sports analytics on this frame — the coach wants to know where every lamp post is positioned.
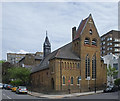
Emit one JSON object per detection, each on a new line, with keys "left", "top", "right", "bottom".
{"left": 95, "top": 53, "right": 96, "bottom": 93}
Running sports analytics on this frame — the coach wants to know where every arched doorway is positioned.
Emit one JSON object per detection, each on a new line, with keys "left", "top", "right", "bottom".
{"left": 51, "top": 78, "right": 54, "bottom": 90}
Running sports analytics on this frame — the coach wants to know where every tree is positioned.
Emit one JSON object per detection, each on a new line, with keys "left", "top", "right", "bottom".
{"left": 114, "top": 78, "right": 120, "bottom": 89}
{"left": 7, "top": 67, "right": 31, "bottom": 86}
{"left": 107, "top": 64, "right": 118, "bottom": 85}
{"left": 2, "top": 61, "right": 13, "bottom": 83}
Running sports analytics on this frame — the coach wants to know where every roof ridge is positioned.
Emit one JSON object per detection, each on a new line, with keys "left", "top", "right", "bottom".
{"left": 80, "top": 15, "right": 89, "bottom": 35}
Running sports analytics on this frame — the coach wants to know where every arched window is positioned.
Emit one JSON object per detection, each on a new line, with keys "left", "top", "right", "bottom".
{"left": 70, "top": 63, "right": 72, "bottom": 68}
{"left": 84, "top": 38, "right": 90, "bottom": 45}
{"left": 89, "top": 29, "right": 92, "bottom": 35}
{"left": 71, "top": 77, "right": 73, "bottom": 84}
{"left": 65, "top": 62, "right": 66, "bottom": 69}
{"left": 77, "top": 63, "right": 80, "bottom": 68}
{"left": 67, "top": 62, "right": 69, "bottom": 68}
{"left": 62, "top": 62, "right": 64, "bottom": 68}
{"left": 73, "top": 63, "right": 74, "bottom": 68}
{"left": 63, "top": 76, "right": 65, "bottom": 84}
{"left": 92, "top": 39, "right": 97, "bottom": 46}
{"left": 92, "top": 54, "right": 96, "bottom": 79}
{"left": 85, "top": 54, "right": 90, "bottom": 78}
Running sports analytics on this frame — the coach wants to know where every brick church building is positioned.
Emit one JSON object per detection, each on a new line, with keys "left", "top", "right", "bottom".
{"left": 31, "top": 14, "right": 107, "bottom": 93}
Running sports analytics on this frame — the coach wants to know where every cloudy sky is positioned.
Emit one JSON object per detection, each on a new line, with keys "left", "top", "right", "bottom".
{"left": 2, "top": 2, "right": 118, "bottom": 60}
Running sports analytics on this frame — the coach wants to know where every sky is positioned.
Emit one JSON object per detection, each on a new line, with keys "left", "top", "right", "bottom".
{"left": 2, "top": 2, "right": 118, "bottom": 60}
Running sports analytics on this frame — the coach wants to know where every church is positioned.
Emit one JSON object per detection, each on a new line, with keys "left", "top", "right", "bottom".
{"left": 31, "top": 14, "right": 107, "bottom": 93}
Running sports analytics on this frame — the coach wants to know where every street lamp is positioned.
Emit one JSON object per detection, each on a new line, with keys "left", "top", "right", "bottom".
{"left": 94, "top": 53, "right": 96, "bottom": 93}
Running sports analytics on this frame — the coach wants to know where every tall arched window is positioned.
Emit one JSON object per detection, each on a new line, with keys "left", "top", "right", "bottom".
{"left": 92, "top": 39, "right": 97, "bottom": 46}
{"left": 71, "top": 77, "right": 73, "bottom": 84}
{"left": 65, "top": 62, "right": 66, "bottom": 69}
{"left": 84, "top": 38, "right": 90, "bottom": 45}
{"left": 63, "top": 76, "right": 65, "bottom": 84}
{"left": 67, "top": 62, "right": 69, "bottom": 68}
{"left": 85, "top": 54, "right": 90, "bottom": 78}
{"left": 77, "top": 77, "right": 80, "bottom": 84}
{"left": 92, "top": 54, "right": 96, "bottom": 79}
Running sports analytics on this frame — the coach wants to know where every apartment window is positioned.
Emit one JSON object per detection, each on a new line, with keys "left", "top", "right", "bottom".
{"left": 109, "top": 47, "right": 112, "bottom": 50}
{"left": 114, "top": 39, "right": 120, "bottom": 42}
{"left": 115, "top": 44, "right": 119, "bottom": 47}
{"left": 102, "top": 41, "right": 105, "bottom": 45}
{"left": 110, "top": 38, "right": 112, "bottom": 40}
{"left": 115, "top": 49, "right": 119, "bottom": 51}
{"left": 101, "top": 37, "right": 104, "bottom": 41}
{"left": 107, "top": 38, "right": 110, "bottom": 41}
{"left": 102, "top": 51, "right": 105, "bottom": 54}
{"left": 71, "top": 77, "right": 73, "bottom": 84}
{"left": 102, "top": 46, "right": 105, "bottom": 50}
{"left": 85, "top": 55, "right": 90, "bottom": 78}
{"left": 84, "top": 38, "right": 90, "bottom": 45}
{"left": 107, "top": 48, "right": 109, "bottom": 51}
{"left": 109, "top": 43, "right": 112, "bottom": 45}
{"left": 63, "top": 76, "right": 65, "bottom": 84}
{"left": 107, "top": 37, "right": 112, "bottom": 41}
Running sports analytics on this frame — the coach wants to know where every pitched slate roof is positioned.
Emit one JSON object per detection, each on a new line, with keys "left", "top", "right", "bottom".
{"left": 35, "top": 56, "right": 43, "bottom": 60}
{"left": 31, "top": 42, "right": 80, "bottom": 73}
{"left": 74, "top": 14, "right": 90, "bottom": 40}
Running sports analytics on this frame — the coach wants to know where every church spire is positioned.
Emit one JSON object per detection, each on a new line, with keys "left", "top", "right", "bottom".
{"left": 46, "top": 30, "right": 48, "bottom": 36}
{"left": 43, "top": 31, "right": 51, "bottom": 57}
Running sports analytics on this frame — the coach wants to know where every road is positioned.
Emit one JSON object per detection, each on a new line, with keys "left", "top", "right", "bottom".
{"left": 1, "top": 89, "right": 120, "bottom": 100}
{"left": 2, "top": 89, "right": 40, "bottom": 99}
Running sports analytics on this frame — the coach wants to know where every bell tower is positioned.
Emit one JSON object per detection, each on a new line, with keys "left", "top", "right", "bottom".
{"left": 43, "top": 31, "right": 51, "bottom": 57}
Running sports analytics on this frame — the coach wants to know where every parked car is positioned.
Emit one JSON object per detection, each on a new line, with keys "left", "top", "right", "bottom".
{"left": 0, "top": 83, "right": 3, "bottom": 89}
{"left": 3, "top": 84, "right": 8, "bottom": 89}
{"left": 16, "top": 86, "right": 27, "bottom": 94}
{"left": 6, "top": 85, "right": 13, "bottom": 90}
{"left": 11, "top": 86, "right": 17, "bottom": 92}
{"left": 103, "top": 85, "right": 118, "bottom": 92}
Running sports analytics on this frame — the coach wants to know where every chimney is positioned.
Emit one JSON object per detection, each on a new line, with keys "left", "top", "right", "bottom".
{"left": 72, "top": 27, "right": 76, "bottom": 41}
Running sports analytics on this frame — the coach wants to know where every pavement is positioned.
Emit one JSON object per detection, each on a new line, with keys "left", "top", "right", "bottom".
{"left": 27, "top": 90, "right": 103, "bottom": 99}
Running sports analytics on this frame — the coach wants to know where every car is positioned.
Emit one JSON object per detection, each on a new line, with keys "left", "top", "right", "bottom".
{"left": 6, "top": 85, "right": 13, "bottom": 90}
{"left": 3, "top": 84, "right": 8, "bottom": 89}
{"left": 0, "top": 83, "right": 3, "bottom": 89}
{"left": 11, "top": 86, "right": 17, "bottom": 92}
{"left": 103, "top": 85, "right": 118, "bottom": 92}
{"left": 16, "top": 86, "right": 27, "bottom": 94}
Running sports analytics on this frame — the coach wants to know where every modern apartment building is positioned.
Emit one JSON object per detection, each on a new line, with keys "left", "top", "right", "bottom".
{"left": 7, "top": 52, "right": 43, "bottom": 64}
{"left": 7, "top": 53, "right": 26, "bottom": 64}
{"left": 101, "top": 30, "right": 120, "bottom": 56}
